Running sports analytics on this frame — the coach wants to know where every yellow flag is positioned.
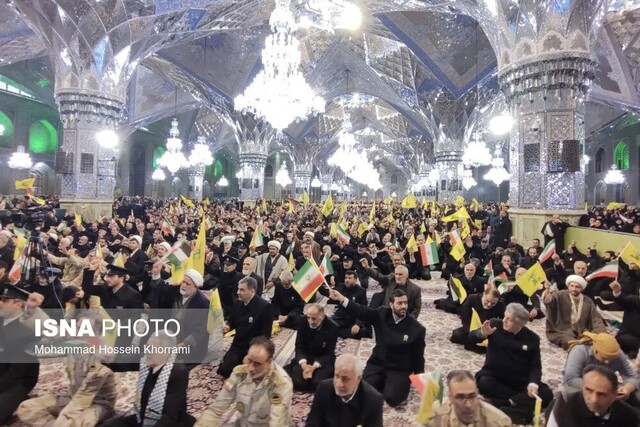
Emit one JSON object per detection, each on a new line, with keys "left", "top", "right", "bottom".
{"left": 207, "top": 289, "right": 224, "bottom": 333}
{"left": 198, "top": 206, "right": 205, "bottom": 218}
{"left": 31, "top": 196, "right": 46, "bottom": 206}
{"left": 357, "top": 223, "right": 369, "bottom": 237}
{"left": 383, "top": 196, "right": 393, "bottom": 205}
{"left": 449, "top": 276, "right": 468, "bottom": 303}
{"left": 95, "top": 243, "right": 103, "bottom": 260}
{"left": 203, "top": 197, "right": 209, "bottom": 209}
{"left": 262, "top": 199, "right": 268, "bottom": 213}
{"left": 13, "top": 235, "right": 27, "bottom": 261}
{"left": 406, "top": 234, "right": 418, "bottom": 252}
{"left": 113, "top": 252, "right": 125, "bottom": 268}
{"left": 471, "top": 308, "right": 488, "bottom": 347}
{"left": 180, "top": 195, "right": 194, "bottom": 208}
{"left": 474, "top": 219, "right": 483, "bottom": 229}
{"left": 75, "top": 214, "right": 82, "bottom": 227}
{"left": 339, "top": 202, "right": 347, "bottom": 218}
{"left": 435, "top": 232, "right": 442, "bottom": 246}
{"left": 369, "top": 202, "right": 376, "bottom": 223}
{"left": 171, "top": 259, "right": 187, "bottom": 284}
{"left": 321, "top": 194, "right": 334, "bottom": 217}
{"left": 450, "top": 240, "right": 466, "bottom": 261}
{"left": 461, "top": 220, "right": 470, "bottom": 239}
{"left": 302, "top": 191, "right": 310, "bottom": 205}
{"left": 386, "top": 212, "right": 394, "bottom": 223}
{"left": 606, "top": 202, "right": 625, "bottom": 210}
{"left": 15, "top": 177, "right": 35, "bottom": 190}
{"left": 420, "top": 222, "right": 427, "bottom": 234}
{"left": 516, "top": 262, "right": 547, "bottom": 297}
{"left": 441, "top": 207, "right": 471, "bottom": 222}
{"left": 191, "top": 220, "right": 207, "bottom": 275}
{"left": 454, "top": 195, "right": 465, "bottom": 207}
{"left": 415, "top": 371, "right": 444, "bottom": 424}
{"left": 401, "top": 194, "right": 417, "bottom": 209}
{"left": 620, "top": 242, "right": 640, "bottom": 266}
{"left": 288, "top": 252, "right": 295, "bottom": 272}
{"left": 533, "top": 396, "right": 542, "bottom": 427}
{"left": 471, "top": 198, "right": 480, "bottom": 211}
{"left": 421, "top": 197, "right": 428, "bottom": 210}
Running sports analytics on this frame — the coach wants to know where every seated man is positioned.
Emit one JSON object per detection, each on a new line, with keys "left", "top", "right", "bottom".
{"left": 17, "top": 311, "right": 117, "bottom": 426}
{"left": 286, "top": 304, "right": 338, "bottom": 392}
{"left": 562, "top": 332, "right": 639, "bottom": 403}
{"left": 423, "top": 370, "right": 511, "bottom": 427}
{"left": 450, "top": 288, "right": 504, "bottom": 353}
{"left": 101, "top": 332, "right": 194, "bottom": 427}
{"left": 359, "top": 259, "right": 422, "bottom": 318}
{"left": 217, "top": 276, "right": 272, "bottom": 379}
{"left": 325, "top": 270, "right": 370, "bottom": 339}
{"left": 196, "top": 337, "right": 293, "bottom": 426}
{"left": 469, "top": 303, "right": 553, "bottom": 424}
{"left": 435, "top": 263, "right": 486, "bottom": 315}
{"left": 500, "top": 267, "right": 544, "bottom": 320}
{"left": 548, "top": 365, "right": 639, "bottom": 427}
{"left": 329, "top": 288, "right": 426, "bottom": 407}
{"left": 0, "top": 286, "right": 40, "bottom": 425}
{"left": 270, "top": 271, "right": 305, "bottom": 329}
{"left": 542, "top": 274, "right": 607, "bottom": 349}
{"left": 609, "top": 280, "right": 640, "bottom": 358}
{"left": 306, "top": 354, "right": 383, "bottom": 427}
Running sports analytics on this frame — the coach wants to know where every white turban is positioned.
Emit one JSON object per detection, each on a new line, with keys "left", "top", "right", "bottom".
{"left": 566, "top": 274, "right": 587, "bottom": 289}
{"left": 268, "top": 240, "right": 281, "bottom": 250}
{"left": 183, "top": 269, "right": 204, "bottom": 288}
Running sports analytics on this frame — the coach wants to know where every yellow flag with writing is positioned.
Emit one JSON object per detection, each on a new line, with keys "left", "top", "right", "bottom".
{"left": 620, "top": 242, "right": 640, "bottom": 266}
{"left": 191, "top": 220, "right": 206, "bottom": 275}
{"left": 401, "top": 194, "right": 417, "bottom": 209}
{"left": 461, "top": 220, "right": 470, "bottom": 239}
{"left": 207, "top": 289, "right": 224, "bottom": 333}
{"left": 450, "top": 240, "right": 466, "bottom": 261}
{"left": 13, "top": 235, "right": 27, "bottom": 261}
{"left": 357, "top": 223, "right": 369, "bottom": 237}
{"left": 471, "top": 308, "right": 488, "bottom": 347}
{"left": 454, "top": 195, "right": 465, "bottom": 207}
{"left": 516, "top": 262, "right": 547, "bottom": 297}
{"left": 180, "top": 195, "right": 194, "bottom": 208}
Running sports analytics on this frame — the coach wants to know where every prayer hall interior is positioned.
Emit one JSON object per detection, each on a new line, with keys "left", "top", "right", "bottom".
{"left": 1, "top": 1, "right": 640, "bottom": 426}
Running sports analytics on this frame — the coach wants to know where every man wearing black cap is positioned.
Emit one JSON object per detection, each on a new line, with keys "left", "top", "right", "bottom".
{"left": 325, "top": 270, "right": 370, "bottom": 339}
{"left": 235, "top": 241, "right": 249, "bottom": 273}
{"left": 0, "top": 285, "right": 40, "bottom": 425}
{"left": 216, "top": 255, "right": 244, "bottom": 318}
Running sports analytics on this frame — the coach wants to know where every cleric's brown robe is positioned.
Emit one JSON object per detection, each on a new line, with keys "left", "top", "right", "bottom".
{"left": 544, "top": 290, "right": 606, "bottom": 349}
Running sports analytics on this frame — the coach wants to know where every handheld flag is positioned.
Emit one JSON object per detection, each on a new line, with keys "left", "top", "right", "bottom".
{"left": 383, "top": 196, "right": 393, "bottom": 205}
{"left": 15, "top": 177, "right": 35, "bottom": 190}
{"left": 483, "top": 260, "right": 493, "bottom": 277}
{"left": 538, "top": 239, "right": 555, "bottom": 264}
{"left": 586, "top": 259, "right": 619, "bottom": 281}
{"left": 166, "top": 240, "right": 192, "bottom": 268}
{"left": 419, "top": 240, "right": 439, "bottom": 266}
{"left": 620, "top": 242, "right": 640, "bottom": 266}
{"left": 321, "top": 194, "right": 334, "bottom": 217}
{"left": 441, "top": 207, "right": 471, "bottom": 222}
{"left": 336, "top": 224, "right": 350, "bottom": 245}
{"left": 516, "top": 262, "right": 547, "bottom": 297}
{"left": 249, "top": 228, "right": 264, "bottom": 250}
{"left": 112, "top": 252, "right": 125, "bottom": 268}
{"left": 401, "top": 194, "right": 417, "bottom": 209}
{"left": 13, "top": 234, "right": 27, "bottom": 261}
{"left": 292, "top": 260, "right": 325, "bottom": 302}
{"left": 319, "top": 254, "right": 334, "bottom": 276}
{"left": 191, "top": 221, "right": 207, "bottom": 275}
{"left": 453, "top": 195, "right": 465, "bottom": 207}
{"left": 406, "top": 234, "right": 418, "bottom": 253}
{"left": 288, "top": 252, "right": 295, "bottom": 272}
{"left": 161, "top": 216, "right": 175, "bottom": 236}
{"left": 180, "top": 195, "right": 194, "bottom": 208}
{"left": 302, "top": 191, "right": 310, "bottom": 206}
{"left": 207, "top": 289, "right": 224, "bottom": 333}
{"left": 357, "top": 223, "right": 369, "bottom": 237}
{"left": 533, "top": 395, "right": 542, "bottom": 427}
{"left": 450, "top": 240, "right": 466, "bottom": 261}
{"left": 414, "top": 371, "right": 444, "bottom": 423}
{"left": 470, "top": 308, "right": 488, "bottom": 347}
{"left": 449, "top": 276, "right": 467, "bottom": 303}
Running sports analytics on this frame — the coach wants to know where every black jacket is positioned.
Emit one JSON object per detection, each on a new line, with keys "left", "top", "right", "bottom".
{"left": 293, "top": 317, "right": 338, "bottom": 368}
{"left": 137, "top": 363, "right": 194, "bottom": 427}
{"left": 306, "top": 378, "right": 383, "bottom": 427}
{"left": 550, "top": 389, "right": 638, "bottom": 427}
{"left": 227, "top": 295, "right": 272, "bottom": 351}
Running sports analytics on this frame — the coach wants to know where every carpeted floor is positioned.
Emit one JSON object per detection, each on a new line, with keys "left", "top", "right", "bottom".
{"left": 11, "top": 276, "right": 569, "bottom": 426}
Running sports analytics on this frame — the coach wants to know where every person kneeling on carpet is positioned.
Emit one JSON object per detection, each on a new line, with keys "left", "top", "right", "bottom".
{"left": 450, "top": 288, "right": 504, "bottom": 354}
{"left": 196, "top": 337, "right": 293, "bottom": 427}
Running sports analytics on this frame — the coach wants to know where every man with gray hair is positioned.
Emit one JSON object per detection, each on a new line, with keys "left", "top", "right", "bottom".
{"left": 271, "top": 270, "right": 305, "bottom": 329}
{"left": 469, "top": 303, "right": 553, "bottom": 425}
{"left": 359, "top": 259, "right": 422, "bottom": 317}
{"left": 306, "top": 354, "right": 383, "bottom": 427}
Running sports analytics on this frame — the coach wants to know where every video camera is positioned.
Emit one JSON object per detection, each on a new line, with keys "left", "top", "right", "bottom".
{"left": 11, "top": 207, "right": 49, "bottom": 231}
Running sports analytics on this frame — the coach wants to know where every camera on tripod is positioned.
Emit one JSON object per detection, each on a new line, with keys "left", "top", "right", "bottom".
{"left": 11, "top": 207, "right": 48, "bottom": 232}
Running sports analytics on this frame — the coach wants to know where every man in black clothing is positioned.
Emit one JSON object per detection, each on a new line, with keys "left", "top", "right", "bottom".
{"left": 217, "top": 276, "right": 272, "bottom": 379}
{"left": 610, "top": 280, "right": 640, "bottom": 358}
{"left": 101, "top": 332, "right": 195, "bottom": 427}
{"left": 306, "top": 354, "right": 383, "bottom": 427}
{"left": 271, "top": 270, "right": 305, "bottom": 329}
{"left": 450, "top": 288, "right": 504, "bottom": 353}
{"left": 286, "top": 303, "right": 338, "bottom": 392}
{"left": 494, "top": 209, "right": 512, "bottom": 250}
{"left": 326, "top": 270, "right": 370, "bottom": 339}
{"left": 547, "top": 365, "right": 639, "bottom": 427}
{"left": 469, "top": 302, "right": 553, "bottom": 424}
{"left": 0, "top": 285, "right": 40, "bottom": 425}
{"left": 541, "top": 213, "right": 570, "bottom": 255}
{"left": 435, "top": 263, "right": 486, "bottom": 315}
{"left": 329, "top": 288, "right": 426, "bottom": 407}
{"left": 216, "top": 255, "right": 243, "bottom": 319}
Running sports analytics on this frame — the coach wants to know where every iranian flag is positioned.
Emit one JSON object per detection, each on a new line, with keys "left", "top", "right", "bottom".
{"left": 8, "top": 254, "right": 25, "bottom": 283}
{"left": 319, "top": 254, "right": 334, "bottom": 276}
{"left": 539, "top": 239, "right": 555, "bottom": 263}
{"left": 167, "top": 240, "right": 191, "bottom": 268}
{"left": 336, "top": 224, "right": 350, "bottom": 245}
{"left": 586, "top": 259, "right": 619, "bottom": 281}
{"left": 161, "top": 216, "right": 175, "bottom": 236}
{"left": 293, "top": 260, "right": 325, "bottom": 302}
{"left": 484, "top": 260, "right": 493, "bottom": 277}
{"left": 419, "top": 241, "right": 439, "bottom": 266}
{"left": 249, "top": 228, "right": 264, "bottom": 250}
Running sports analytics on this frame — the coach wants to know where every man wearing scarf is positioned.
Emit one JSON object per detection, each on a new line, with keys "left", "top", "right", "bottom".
{"left": 542, "top": 275, "right": 607, "bottom": 349}
{"left": 102, "top": 332, "right": 194, "bottom": 427}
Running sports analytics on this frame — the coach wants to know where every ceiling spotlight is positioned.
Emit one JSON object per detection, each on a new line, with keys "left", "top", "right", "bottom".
{"left": 96, "top": 129, "right": 119, "bottom": 148}
{"left": 336, "top": 3, "right": 362, "bottom": 30}
{"left": 489, "top": 113, "right": 513, "bottom": 136}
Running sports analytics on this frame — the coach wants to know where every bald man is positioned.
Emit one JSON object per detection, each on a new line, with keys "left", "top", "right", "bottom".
{"left": 306, "top": 354, "right": 383, "bottom": 427}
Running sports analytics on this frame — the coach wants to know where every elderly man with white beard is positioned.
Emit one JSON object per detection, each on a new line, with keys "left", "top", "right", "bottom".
{"left": 542, "top": 274, "right": 607, "bottom": 350}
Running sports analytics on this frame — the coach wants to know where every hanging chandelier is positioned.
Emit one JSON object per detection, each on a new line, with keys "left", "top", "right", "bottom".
{"left": 8, "top": 145, "right": 33, "bottom": 170}
{"left": 604, "top": 164, "right": 625, "bottom": 185}
{"left": 310, "top": 177, "right": 322, "bottom": 188}
{"left": 276, "top": 163, "right": 293, "bottom": 187}
{"left": 189, "top": 136, "right": 214, "bottom": 167}
{"left": 234, "top": 0, "right": 325, "bottom": 131}
{"left": 484, "top": 148, "right": 510, "bottom": 186}
{"left": 218, "top": 176, "right": 229, "bottom": 187}
{"left": 462, "top": 134, "right": 492, "bottom": 167}
{"left": 462, "top": 167, "right": 477, "bottom": 190}
{"left": 152, "top": 169, "right": 166, "bottom": 181}
{"left": 157, "top": 118, "right": 190, "bottom": 175}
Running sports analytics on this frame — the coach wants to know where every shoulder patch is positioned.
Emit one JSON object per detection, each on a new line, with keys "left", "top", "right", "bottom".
{"left": 270, "top": 393, "right": 282, "bottom": 404}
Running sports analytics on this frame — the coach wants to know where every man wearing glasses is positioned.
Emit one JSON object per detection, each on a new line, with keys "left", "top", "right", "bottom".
{"left": 423, "top": 370, "right": 511, "bottom": 427}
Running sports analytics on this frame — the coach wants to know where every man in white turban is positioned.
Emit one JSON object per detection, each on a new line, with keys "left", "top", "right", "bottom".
{"left": 254, "top": 241, "right": 289, "bottom": 299}
{"left": 542, "top": 274, "right": 607, "bottom": 349}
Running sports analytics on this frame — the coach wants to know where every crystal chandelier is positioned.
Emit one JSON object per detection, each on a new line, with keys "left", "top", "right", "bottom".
{"left": 604, "top": 164, "right": 625, "bottom": 185}
{"left": 157, "top": 118, "right": 190, "bottom": 175}
{"left": 189, "top": 136, "right": 214, "bottom": 167}
{"left": 310, "top": 177, "right": 322, "bottom": 188}
{"left": 276, "top": 163, "right": 293, "bottom": 187}
{"left": 462, "top": 134, "right": 492, "bottom": 167}
{"left": 234, "top": 0, "right": 325, "bottom": 131}
{"left": 96, "top": 129, "right": 119, "bottom": 149}
{"left": 218, "top": 176, "right": 229, "bottom": 187}
{"left": 152, "top": 169, "right": 166, "bottom": 181}
{"left": 428, "top": 168, "right": 440, "bottom": 187}
{"left": 462, "top": 167, "right": 477, "bottom": 190}
{"left": 8, "top": 145, "right": 33, "bottom": 170}
{"left": 489, "top": 113, "right": 513, "bottom": 136}
{"left": 484, "top": 148, "right": 510, "bottom": 186}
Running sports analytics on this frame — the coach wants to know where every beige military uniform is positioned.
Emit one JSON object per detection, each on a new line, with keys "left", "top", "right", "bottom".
{"left": 17, "top": 356, "right": 116, "bottom": 427}
{"left": 195, "top": 362, "right": 293, "bottom": 427}
{"left": 425, "top": 400, "right": 512, "bottom": 427}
